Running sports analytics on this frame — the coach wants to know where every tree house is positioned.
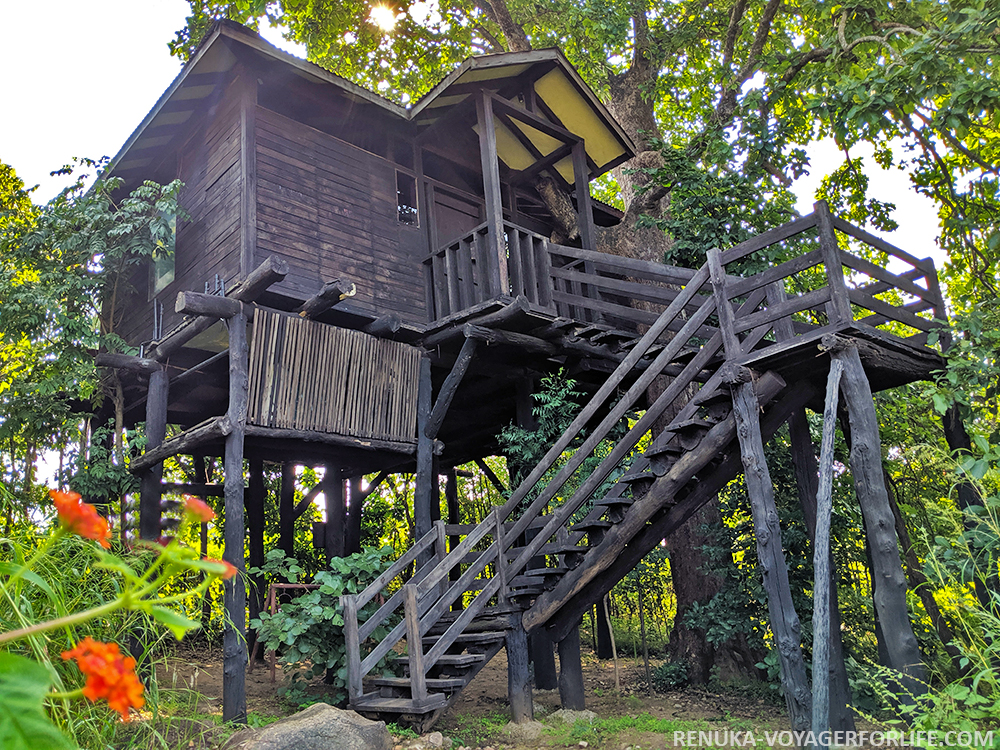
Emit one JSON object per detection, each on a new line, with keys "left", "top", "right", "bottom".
{"left": 100, "top": 20, "right": 959, "bottom": 734}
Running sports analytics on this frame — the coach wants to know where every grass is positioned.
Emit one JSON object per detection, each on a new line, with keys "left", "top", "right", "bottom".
{"left": 543, "top": 713, "right": 713, "bottom": 748}
{"left": 447, "top": 710, "right": 510, "bottom": 746}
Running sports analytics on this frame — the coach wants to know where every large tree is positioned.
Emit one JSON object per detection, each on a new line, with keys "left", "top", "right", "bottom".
{"left": 169, "top": 0, "right": 999, "bottom": 678}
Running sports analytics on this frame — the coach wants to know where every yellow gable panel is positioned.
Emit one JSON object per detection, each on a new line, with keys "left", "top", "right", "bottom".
{"left": 493, "top": 121, "right": 536, "bottom": 171}
{"left": 533, "top": 69, "right": 625, "bottom": 169}
{"left": 554, "top": 156, "right": 575, "bottom": 184}
{"left": 456, "top": 64, "right": 532, "bottom": 84}
{"left": 510, "top": 119, "right": 564, "bottom": 157}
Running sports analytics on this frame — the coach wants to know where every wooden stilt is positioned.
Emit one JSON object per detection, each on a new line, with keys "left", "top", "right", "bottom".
{"left": 425, "top": 337, "right": 478, "bottom": 440}
{"left": 506, "top": 615, "right": 533, "bottom": 723}
{"left": 557, "top": 623, "right": 586, "bottom": 710}
{"left": 139, "top": 367, "right": 168, "bottom": 540}
{"left": 415, "top": 356, "right": 434, "bottom": 556}
{"left": 830, "top": 340, "right": 926, "bottom": 690}
{"left": 193, "top": 455, "right": 212, "bottom": 627}
{"left": 223, "top": 311, "right": 249, "bottom": 724}
{"left": 279, "top": 463, "right": 295, "bottom": 558}
{"left": 247, "top": 458, "right": 266, "bottom": 658}
{"left": 324, "top": 467, "right": 345, "bottom": 561}
{"left": 530, "top": 630, "right": 558, "bottom": 691}
{"left": 346, "top": 476, "right": 364, "bottom": 554}
{"left": 787, "top": 408, "right": 855, "bottom": 733}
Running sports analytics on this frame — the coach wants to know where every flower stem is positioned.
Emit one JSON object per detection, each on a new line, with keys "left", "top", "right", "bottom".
{"left": 0, "top": 599, "right": 121, "bottom": 645}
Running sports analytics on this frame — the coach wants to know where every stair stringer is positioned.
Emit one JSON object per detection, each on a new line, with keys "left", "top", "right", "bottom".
{"left": 526, "top": 376, "right": 819, "bottom": 641}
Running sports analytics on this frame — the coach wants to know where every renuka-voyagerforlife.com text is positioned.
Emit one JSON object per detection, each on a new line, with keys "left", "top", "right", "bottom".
{"left": 671, "top": 730, "right": 996, "bottom": 748}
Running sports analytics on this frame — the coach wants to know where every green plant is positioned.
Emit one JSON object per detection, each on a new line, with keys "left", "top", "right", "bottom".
{"left": 387, "top": 722, "right": 419, "bottom": 739}
{"left": 251, "top": 547, "right": 397, "bottom": 707}
{"left": 447, "top": 711, "right": 509, "bottom": 746}
{"left": 651, "top": 660, "right": 689, "bottom": 692}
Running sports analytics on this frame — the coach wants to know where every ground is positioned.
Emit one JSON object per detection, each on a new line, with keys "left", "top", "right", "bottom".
{"left": 130, "top": 640, "right": 791, "bottom": 750}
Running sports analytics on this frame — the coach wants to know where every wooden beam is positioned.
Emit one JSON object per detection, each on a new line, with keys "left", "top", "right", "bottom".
{"left": 160, "top": 482, "right": 226, "bottom": 497}
{"left": 295, "top": 278, "right": 357, "bottom": 318}
{"left": 279, "top": 463, "right": 296, "bottom": 556}
{"left": 463, "top": 324, "right": 558, "bottom": 357}
{"left": 243, "top": 425, "right": 417, "bottom": 455}
{"left": 95, "top": 352, "right": 161, "bottom": 374}
{"left": 474, "top": 458, "right": 507, "bottom": 494}
{"left": 222, "top": 310, "right": 249, "bottom": 724}
{"left": 421, "top": 296, "right": 530, "bottom": 348}
{"left": 476, "top": 89, "right": 508, "bottom": 297}
{"left": 830, "top": 338, "right": 927, "bottom": 691}
{"left": 414, "top": 356, "right": 435, "bottom": 552}
{"left": 153, "top": 256, "right": 288, "bottom": 359}
{"left": 247, "top": 458, "right": 266, "bottom": 657}
{"left": 425, "top": 337, "right": 478, "bottom": 440}
{"left": 572, "top": 141, "right": 595, "bottom": 251}
{"left": 131, "top": 416, "right": 232, "bottom": 474}
{"left": 363, "top": 313, "right": 402, "bottom": 337}
{"left": 324, "top": 466, "right": 345, "bottom": 561}
{"left": 175, "top": 291, "right": 244, "bottom": 319}
{"left": 139, "top": 367, "right": 169, "bottom": 540}
{"left": 509, "top": 142, "right": 574, "bottom": 187}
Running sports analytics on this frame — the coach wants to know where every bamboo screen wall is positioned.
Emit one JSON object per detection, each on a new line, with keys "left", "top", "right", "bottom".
{"left": 247, "top": 309, "right": 421, "bottom": 443}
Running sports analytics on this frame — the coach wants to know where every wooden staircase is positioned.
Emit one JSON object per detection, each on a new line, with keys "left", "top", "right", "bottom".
{"left": 340, "top": 205, "right": 945, "bottom": 730}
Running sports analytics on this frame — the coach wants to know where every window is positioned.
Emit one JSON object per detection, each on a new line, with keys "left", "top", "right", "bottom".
{"left": 149, "top": 212, "right": 176, "bottom": 299}
{"left": 396, "top": 171, "right": 418, "bottom": 226}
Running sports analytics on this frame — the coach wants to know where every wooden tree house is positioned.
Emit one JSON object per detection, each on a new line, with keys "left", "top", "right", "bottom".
{"left": 100, "top": 20, "right": 955, "bottom": 733}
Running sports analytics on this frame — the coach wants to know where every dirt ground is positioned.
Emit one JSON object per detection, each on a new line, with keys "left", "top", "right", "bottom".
{"left": 155, "top": 641, "right": 789, "bottom": 749}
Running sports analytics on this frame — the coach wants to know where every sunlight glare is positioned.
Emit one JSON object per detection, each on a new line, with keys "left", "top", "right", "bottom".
{"left": 369, "top": 5, "right": 397, "bottom": 32}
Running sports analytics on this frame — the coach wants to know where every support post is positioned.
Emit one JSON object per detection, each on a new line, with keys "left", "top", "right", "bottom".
{"left": 223, "top": 311, "right": 249, "bottom": 724}
{"left": 728, "top": 368, "right": 812, "bottom": 731}
{"left": 557, "top": 623, "right": 586, "bottom": 710}
{"left": 424, "top": 337, "right": 478, "bottom": 439}
{"left": 403, "top": 584, "right": 428, "bottom": 701}
{"left": 476, "top": 89, "right": 508, "bottom": 296}
{"left": 507, "top": 615, "right": 533, "bottom": 723}
{"left": 324, "top": 467, "right": 345, "bottom": 561}
{"left": 279, "top": 463, "right": 295, "bottom": 558}
{"left": 247, "top": 458, "right": 266, "bottom": 658}
{"left": 530, "top": 630, "right": 558, "bottom": 691}
{"left": 193, "top": 455, "right": 212, "bottom": 626}
{"left": 572, "top": 141, "right": 595, "bottom": 251}
{"left": 787, "top": 408, "right": 855, "bottom": 733}
{"left": 346, "top": 475, "right": 364, "bottom": 554}
{"left": 239, "top": 69, "right": 257, "bottom": 278}
{"left": 139, "top": 366, "right": 168, "bottom": 540}
{"left": 830, "top": 340, "right": 926, "bottom": 690}
{"left": 415, "top": 355, "right": 434, "bottom": 557}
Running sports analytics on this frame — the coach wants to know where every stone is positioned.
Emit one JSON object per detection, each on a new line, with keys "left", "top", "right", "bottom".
{"left": 501, "top": 720, "right": 546, "bottom": 742}
{"left": 426, "top": 732, "right": 444, "bottom": 748}
{"left": 222, "top": 703, "right": 392, "bottom": 750}
{"left": 548, "top": 709, "right": 598, "bottom": 724}
{"left": 579, "top": 742, "right": 589, "bottom": 748}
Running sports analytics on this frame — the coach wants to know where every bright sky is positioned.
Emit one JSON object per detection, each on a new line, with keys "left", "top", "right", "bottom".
{"left": 1, "top": 0, "right": 943, "bottom": 266}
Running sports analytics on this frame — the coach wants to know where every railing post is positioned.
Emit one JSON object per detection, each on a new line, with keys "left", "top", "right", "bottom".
{"left": 403, "top": 584, "right": 429, "bottom": 701}
{"left": 493, "top": 509, "right": 508, "bottom": 605}
{"left": 538, "top": 238, "right": 555, "bottom": 311}
{"left": 342, "top": 594, "right": 362, "bottom": 702}
{"left": 706, "top": 248, "right": 741, "bottom": 359}
{"left": 433, "top": 519, "right": 448, "bottom": 599}
{"left": 814, "top": 201, "right": 853, "bottom": 326}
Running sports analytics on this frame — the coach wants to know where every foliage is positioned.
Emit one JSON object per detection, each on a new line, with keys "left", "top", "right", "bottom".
{"left": 0, "top": 490, "right": 233, "bottom": 747}
{"left": 651, "top": 660, "right": 689, "bottom": 692}
{"left": 251, "top": 547, "right": 396, "bottom": 707}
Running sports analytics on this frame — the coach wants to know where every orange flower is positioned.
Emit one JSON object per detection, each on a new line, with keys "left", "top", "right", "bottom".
{"left": 50, "top": 490, "right": 111, "bottom": 549}
{"left": 61, "top": 637, "right": 145, "bottom": 721}
{"left": 183, "top": 494, "right": 215, "bottom": 523}
{"left": 204, "top": 557, "right": 238, "bottom": 580}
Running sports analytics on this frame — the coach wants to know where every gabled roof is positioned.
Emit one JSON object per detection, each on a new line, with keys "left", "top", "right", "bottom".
{"left": 106, "top": 21, "right": 634, "bottom": 185}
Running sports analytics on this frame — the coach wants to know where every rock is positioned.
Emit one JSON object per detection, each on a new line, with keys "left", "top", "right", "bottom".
{"left": 426, "top": 732, "right": 444, "bottom": 748}
{"left": 222, "top": 703, "right": 392, "bottom": 750}
{"left": 548, "top": 709, "right": 598, "bottom": 724}
{"left": 501, "top": 720, "right": 546, "bottom": 742}
{"left": 532, "top": 700, "right": 550, "bottom": 716}
{"left": 579, "top": 742, "right": 589, "bottom": 748}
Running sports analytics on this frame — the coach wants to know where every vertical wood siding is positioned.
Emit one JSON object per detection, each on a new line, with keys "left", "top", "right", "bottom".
{"left": 247, "top": 309, "right": 420, "bottom": 442}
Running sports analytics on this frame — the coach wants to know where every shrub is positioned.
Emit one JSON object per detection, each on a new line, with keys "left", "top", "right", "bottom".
{"left": 651, "top": 660, "right": 689, "bottom": 692}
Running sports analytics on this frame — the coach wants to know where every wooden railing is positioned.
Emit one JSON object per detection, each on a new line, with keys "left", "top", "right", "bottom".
{"left": 708, "top": 201, "right": 946, "bottom": 364}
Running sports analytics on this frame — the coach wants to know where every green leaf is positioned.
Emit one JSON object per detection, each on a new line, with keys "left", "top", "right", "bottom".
{"left": 0, "top": 653, "right": 75, "bottom": 750}
{"left": 150, "top": 606, "right": 201, "bottom": 639}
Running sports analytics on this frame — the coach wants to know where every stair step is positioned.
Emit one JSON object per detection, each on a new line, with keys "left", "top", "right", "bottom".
{"left": 621, "top": 469, "right": 659, "bottom": 482}
{"left": 663, "top": 417, "right": 715, "bottom": 432}
{"left": 572, "top": 519, "right": 613, "bottom": 532}
{"left": 372, "top": 677, "right": 467, "bottom": 690}
{"left": 692, "top": 388, "right": 730, "bottom": 407}
{"left": 522, "top": 568, "right": 564, "bottom": 578}
{"left": 395, "top": 653, "right": 486, "bottom": 668}
{"left": 351, "top": 693, "right": 448, "bottom": 713}
{"left": 644, "top": 442, "right": 683, "bottom": 459}
{"left": 595, "top": 495, "right": 634, "bottom": 508}
{"left": 510, "top": 574, "right": 546, "bottom": 588}
{"left": 421, "top": 631, "right": 505, "bottom": 647}
{"left": 508, "top": 585, "right": 545, "bottom": 597}
{"left": 591, "top": 329, "right": 635, "bottom": 345}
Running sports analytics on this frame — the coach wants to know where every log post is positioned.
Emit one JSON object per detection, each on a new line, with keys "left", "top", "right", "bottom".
{"left": 414, "top": 355, "right": 435, "bottom": 559}
{"left": 728, "top": 367, "right": 812, "bottom": 732}
{"left": 786, "top": 408, "right": 855, "bottom": 733}
{"left": 279, "top": 463, "right": 295, "bottom": 558}
{"left": 572, "top": 141, "right": 595, "bottom": 251}
{"left": 530, "top": 629, "right": 558, "bottom": 691}
{"left": 557, "top": 623, "right": 586, "bottom": 710}
{"left": 346, "top": 476, "right": 364, "bottom": 554}
{"left": 324, "top": 467, "right": 345, "bottom": 561}
{"left": 475, "top": 89, "right": 508, "bottom": 296}
{"left": 247, "top": 458, "right": 266, "bottom": 658}
{"left": 424, "top": 337, "right": 478, "bottom": 440}
{"left": 507, "top": 615, "right": 533, "bottom": 723}
{"left": 829, "top": 338, "right": 926, "bottom": 690}
{"left": 139, "top": 366, "right": 168, "bottom": 540}
{"left": 403, "top": 584, "right": 428, "bottom": 701}
{"left": 223, "top": 311, "right": 249, "bottom": 724}
{"left": 193, "top": 455, "right": 212, "bottom": 626}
